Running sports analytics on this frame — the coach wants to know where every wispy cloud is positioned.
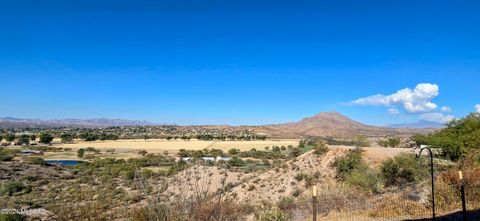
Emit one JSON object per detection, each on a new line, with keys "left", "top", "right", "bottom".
{"left": 351, "top": 83, "right": 439, "bottom": 113}
{"left": 475, "top": 104, "right": 480, "bottom": 113}
{"left": 441, "top": 106, "right": 451, "bottom": 112}
{"left": 388, "top": 108, "right": 399, "bottom": 114}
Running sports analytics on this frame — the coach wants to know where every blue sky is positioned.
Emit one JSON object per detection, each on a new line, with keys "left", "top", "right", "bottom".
{"left": 1, "top": 0, "right": 479, "bottom": 125}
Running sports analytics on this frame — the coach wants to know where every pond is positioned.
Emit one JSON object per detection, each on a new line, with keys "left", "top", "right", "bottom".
{"left": 45, "top": 160, "right": 85, "bottom": 166}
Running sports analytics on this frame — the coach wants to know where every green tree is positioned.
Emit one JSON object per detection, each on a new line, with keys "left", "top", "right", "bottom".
{"left": 30, "top": 134, "right": 37, "bottom": 142}
{"left": 60, "top": 133, "right": 74, "bottom": 143}
{"left": 39, "top": 133, "right": 54, "bottom": 144}
{"left": 4, "top": 133, "right": 15, "bottom": 142}
{"left": 77, "top": 148, "right": 85, "bottom": 158}
{"left": 16, "top": 134, "right": 30, "bottom": 145}
{"left": 412, "top": 113, "right": 480, "bottom": 160}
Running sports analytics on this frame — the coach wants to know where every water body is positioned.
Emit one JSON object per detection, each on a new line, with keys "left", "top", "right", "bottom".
{"left": 45, "top": 160, "right": 84, "bottom": 165}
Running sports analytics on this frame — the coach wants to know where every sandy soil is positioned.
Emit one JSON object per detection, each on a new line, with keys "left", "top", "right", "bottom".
{"left": 327, "top": 145, "right": 413, "bottom": 164}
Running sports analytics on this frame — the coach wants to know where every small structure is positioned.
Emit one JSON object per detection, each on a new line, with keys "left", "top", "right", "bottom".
{"left": 180, "top": 156, "right": 231, "bottom": 162}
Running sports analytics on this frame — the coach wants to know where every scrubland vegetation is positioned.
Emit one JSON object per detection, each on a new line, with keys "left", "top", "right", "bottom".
{"left": 1, "top": 113, "right": 480, "bottom": 220}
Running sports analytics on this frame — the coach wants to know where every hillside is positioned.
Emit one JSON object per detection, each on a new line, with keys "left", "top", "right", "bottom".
{"left": 259, "top": 112, "right": 433, "bottom": 138}
{"left": 0, "top": 112, "right": 435, "bottom": 138}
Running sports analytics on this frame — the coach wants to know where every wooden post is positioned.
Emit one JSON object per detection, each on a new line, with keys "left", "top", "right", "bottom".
{"left": 459, "top": 171, "right": 467, "bottom": 221}
{"left": 312, "top": 185, "right": 317, "bottom": 221}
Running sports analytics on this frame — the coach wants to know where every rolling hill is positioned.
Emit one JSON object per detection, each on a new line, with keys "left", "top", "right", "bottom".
{"left": 258, "top": 112, "right": 434, "bottom": 138}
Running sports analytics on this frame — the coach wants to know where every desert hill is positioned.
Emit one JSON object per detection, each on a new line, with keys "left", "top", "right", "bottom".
{"left": 258, "top": 112, "right": 433, "bottom": 138}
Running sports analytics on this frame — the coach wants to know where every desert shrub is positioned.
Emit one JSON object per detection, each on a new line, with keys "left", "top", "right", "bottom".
{"left": 0, "top": 214, "right": 25, "bottom": 221}
{"left": 1, "top": 181, "right": 31, "bottom": 196}
{"left": 130, "top": 204, "right": 169, "bottom": 221}
{"left": 228, "top": 148, "right": 240, "bottom": 155}
{"left": 380, "top": 153, "right": 428, "bottom": 186}
{"left": 167, "top": 160, "right": 188, "bottom": 175}
{"left": 291, "top": 189, "right": 301, "bottom": 197}
{"left": 137, "top": 150, "right": 148, "bottom": 156}
{"left": 228, "top": 157, "right": 244, "bottom": 167}
{"left": 77, "top": 148, "right": 85, "bottom": 158}
{"left": 345, "top": 166, "right": 383, "bottom": 193}
{"left": 288, "top": 148, "right": 302, "bottom": 158}
{"left": 0, "top": 154, "right": 13, "bottom": 161}
{"left": 255, "top": 206, "right": 289, "bottom": 221}
{"left": 313, "top": 144, "right": 329, "bottom": 156}
{"left": 24, "top": 157, "right": 46, "bottom": 165}
{"left": 294, "top": 173, "right": 308, "bottom": 181}
{"left": 334, "top": 148, "right": 364, "bottom": 180}
{"left": 277, "top": 196, "right": 295, "bottom": 211}
{"left": 247, "top": 184, "right": 256, "bottom": 191}
{"left": 352, "top": 135, "right": 370, "bottom": 147}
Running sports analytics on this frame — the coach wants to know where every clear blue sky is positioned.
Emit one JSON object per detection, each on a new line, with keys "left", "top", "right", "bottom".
{"left": 1, "top": 0, "right": 479, "bottom": 125}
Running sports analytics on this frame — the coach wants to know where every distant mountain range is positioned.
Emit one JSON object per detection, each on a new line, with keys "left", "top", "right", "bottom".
{"left": 0, "top": 117, "right": 156, "bottom": 128}
{"left": 259, "top": 112, "right": 435, "bottom": 138}
{"left": 0, "top": 112, "right": 438, "bottom": 137}
{"left": 386, "top": 120, "right": 445, "bottom": 129}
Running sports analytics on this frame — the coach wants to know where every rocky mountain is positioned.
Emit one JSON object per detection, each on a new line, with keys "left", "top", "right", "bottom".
{"left": 386, "top": 120, "right": 445, "bottom": 129}
{"left": 259, "top": 112, "right": 433, "bottom": 138}
{"left": 0, "top": 117, "right": 155, "bottom": 128}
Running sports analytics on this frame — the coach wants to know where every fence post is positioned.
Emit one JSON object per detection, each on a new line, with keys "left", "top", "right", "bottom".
{"left": 312, "top": 185, "right": 317, "bottom": 221}
{"left": 459, "top": 171, "right": 467, "bottom": 221}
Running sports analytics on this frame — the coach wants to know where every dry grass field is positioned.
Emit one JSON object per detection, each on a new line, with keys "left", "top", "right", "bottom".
{"left": 52, "top": 138, "right": 300, "bottom": 153}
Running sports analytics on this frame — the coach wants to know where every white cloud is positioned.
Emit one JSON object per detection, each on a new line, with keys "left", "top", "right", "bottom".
{"left": 388, "top": 108, "right": 399, "bottom": 114}
{"left": 420, "top": 112, "right": 454, "bottom": 123}
{"left": 351, "top": 83, "right": 439, "bottom": 113}
{"left": 476, "top": 104, "right": 480, "bottom": 113}
{"left": 441, "top": 106, "right": 451, "bottom": 112}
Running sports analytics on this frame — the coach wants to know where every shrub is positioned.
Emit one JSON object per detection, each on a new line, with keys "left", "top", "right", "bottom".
{"left": 345, "top": 166, "right": 383, "bottom": 193}
{"left": 39, "top": 133, "right": 54, "bottom": 144}
{"left": 255, "top": 206, "right": 289, "bottom": 221}
{"left": 0, "top": 214, "right": 25, "bottom": 221}
{"left": 77, "top": 148, "right": 85, "bottom": 158}
{"left": 291, "top": 189, "right": 301, "bottom": 197}
{"left": 0, "top": 154, "right": 13, "bottom": 162}
{"left": 228, "top": 157, "right": 244, "bottom": 167}
{"left": 1, "top": 181, "right": 31, "bottom": 196}
{"left": 247, "top": 184, "right": 256, "bottom": 191}
{"left": 25, "top": 157, "right": 46, "bottom": 165}
{"left": 277, "top": 197, "right": 295, "bottom": 211}
{"left": 333, "top": 149, "right": 364, "bottom": 180}
{"left": 294, "top": 173, "right": 307, "bottom": 181}
{"left": 137, "top": 150, "right": 148, "bottom": 156}
{"left": 313, "top": 144, "right": 329, "bottom": 156}
{"left": 380, "top": 153, "right": 428, "bottom": 186}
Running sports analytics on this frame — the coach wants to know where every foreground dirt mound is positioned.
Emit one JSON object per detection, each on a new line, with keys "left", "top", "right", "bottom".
{"left": 228, "top": 149, "right": 345, "bottom": 205}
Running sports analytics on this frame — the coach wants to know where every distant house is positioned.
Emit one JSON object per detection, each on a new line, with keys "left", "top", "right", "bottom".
{"left": 180, "top": 156, "right": 231, "bottom": 162}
